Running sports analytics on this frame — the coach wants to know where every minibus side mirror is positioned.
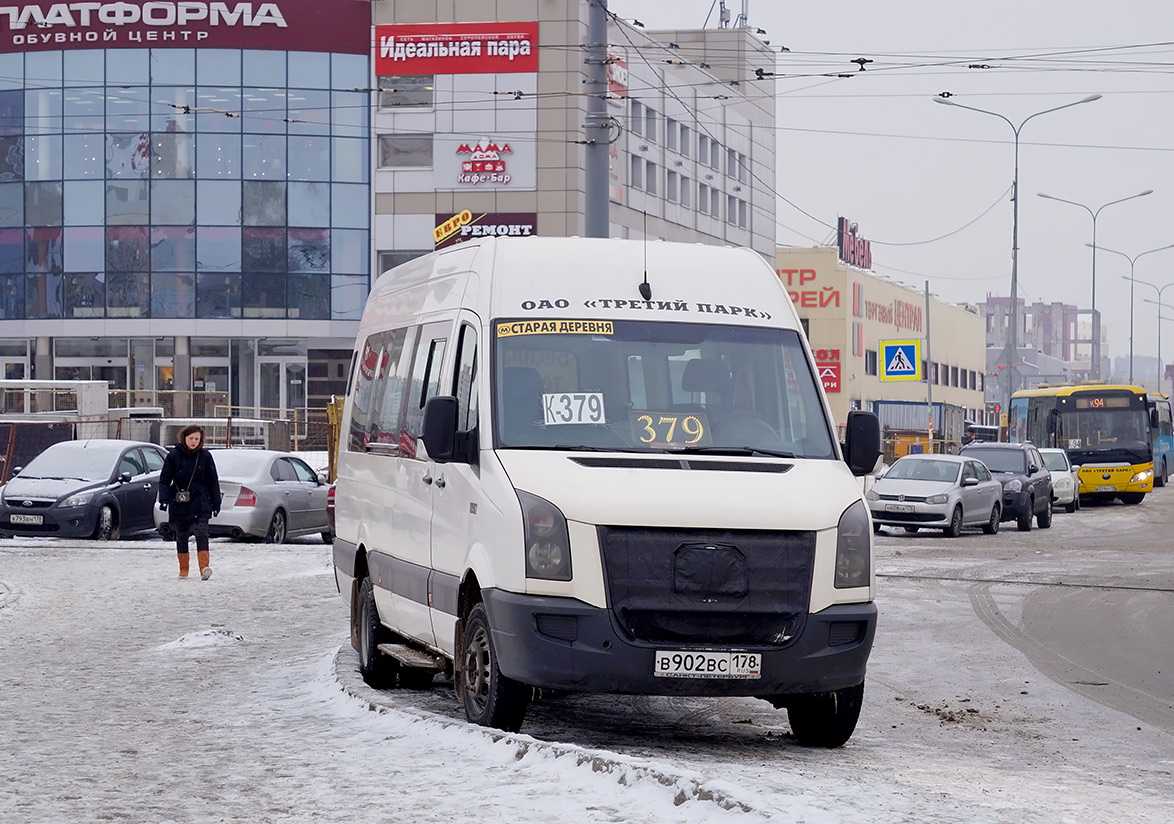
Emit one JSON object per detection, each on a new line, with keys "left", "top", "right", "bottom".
{"left": 422, "top": 396, "right": 458, "bottom": 463}
{"left": 1151, "top": 408, "right": 1160, "bottom": 429}
{"left": 844, "top": 410, "right": 882, "bottom": 477}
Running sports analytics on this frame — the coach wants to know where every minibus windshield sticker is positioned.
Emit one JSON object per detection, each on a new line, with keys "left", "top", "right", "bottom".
{"left": 497, "top": 320, "right": 614, "bottom": 337}
{"left": 629, "top": 411, "right": 712, "bottom": 447}
{"left": 542, "top": 393, "right": 606, "bottom": 425}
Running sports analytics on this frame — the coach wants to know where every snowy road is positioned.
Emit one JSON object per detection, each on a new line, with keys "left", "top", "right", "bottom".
{"left": 1, "top": 495, "right": 1172, "bottom": 823}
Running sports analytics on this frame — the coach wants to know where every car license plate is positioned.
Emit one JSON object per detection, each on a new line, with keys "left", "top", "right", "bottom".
{"left": 654, "top": 650, "right": 761, "bottom": 679}
{"left": 1095, "top": 486, "right": 1116, "bottom": 492}
{"left": 9, "top": 513, "right": 42, "bottom": 525}
{"left": 885, "top": 503, "right": 915, "bottom": 513}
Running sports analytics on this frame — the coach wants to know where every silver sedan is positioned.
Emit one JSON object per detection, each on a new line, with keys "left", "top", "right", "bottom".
{"left": 155, "top": 449, "right": 331, "bottom": 544}
{"left": 866, "top": 454, "right": 1003, "bottom": 537}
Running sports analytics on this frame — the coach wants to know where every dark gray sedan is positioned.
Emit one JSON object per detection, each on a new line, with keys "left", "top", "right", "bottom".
{"left": 0, "top": 439, "right": 168, "bottom": 540}
{"left": 155, "top": 449, "right": 331, "bottom": 543}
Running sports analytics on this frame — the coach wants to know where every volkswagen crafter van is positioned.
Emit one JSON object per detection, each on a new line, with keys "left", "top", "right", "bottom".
{"left": 333, "top": 237, "right": 881, "bottom": 747}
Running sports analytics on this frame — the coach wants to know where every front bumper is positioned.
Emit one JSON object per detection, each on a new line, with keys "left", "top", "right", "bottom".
{"left": 869, "top": 501, "right": 952, "bottom": 528}
{"left": 0, "top": 503, "right": 98, "bottom": 538}
{"left": 1000, "top": 489, "right": 1032, "bottom": 520}
{"left": 481, "top": 588, "right": 876, "bottom": 697}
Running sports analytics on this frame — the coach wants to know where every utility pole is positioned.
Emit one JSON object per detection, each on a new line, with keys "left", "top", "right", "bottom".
{"left": 925, "top": 282, "right": 934, "bottom": 452}
{"left": 584, "top": 0, "right": 610, "bottom": 238}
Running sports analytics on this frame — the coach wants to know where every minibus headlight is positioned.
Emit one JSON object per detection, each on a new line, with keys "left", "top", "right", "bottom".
{"left": 517, "top": 491, "right": 572, "bottom": 581}
{"left": 1130, "top": 468, "right": 1152, "bottom": 483}
{"left": 835, "top": 500, "right": 871, "bottom": 589}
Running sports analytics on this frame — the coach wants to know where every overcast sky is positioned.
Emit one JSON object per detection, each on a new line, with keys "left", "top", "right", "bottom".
{"left": 612, "top": 0, "right": 1174, "bottom": 376}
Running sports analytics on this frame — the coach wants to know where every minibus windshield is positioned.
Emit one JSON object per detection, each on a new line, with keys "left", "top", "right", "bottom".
{"left": 493, "top": 319, "right": 836, "bottom": 458}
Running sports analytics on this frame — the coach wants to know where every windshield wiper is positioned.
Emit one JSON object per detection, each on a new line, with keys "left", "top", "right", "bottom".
{"left": 669, "top": 445, "right": 797, "bottom": 459}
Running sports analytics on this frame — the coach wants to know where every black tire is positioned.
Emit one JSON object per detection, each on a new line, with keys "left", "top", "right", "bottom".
{"left": 321, "top": 530, "right": 333, "bottom": 545}
{"left": 157, "top": 523, "right": 173, "bottom": 538}
{"left": 1065, "top": 498, "right": 1077, "bottom": 514}
{"left": 1017, "top": 499, "right": 1033, "bottom": 532}
{"left": 1156, "top": 459, "right": 1167, "bottom": 488}
{"left": 93, "top": 505, "right": 117, "bottom": 541}
{"left": 982, "top": 505, "right": 1000, "bottom": 535}
{"left": 872, "top": 523, "right": 882, "bottom": 535}
{"left": 1037, "top": 496, "right": 1052, "bottom": 529}
{"left": 264, "top": 509, "right": 287, "bottom": 544}
{"left": 785, "top": 681, "right": 865, "bottom": 748}
{"left": 1120, "top": 492, "right": 1145, "bottom": 505}
{"left": 943, "top": 506, "right": 963, "bottom": 538}
{"left": 903, "top": 526, "right": 919, "bottom": 533}
{"left": 460, "top": 602, "right": 529, "bottom": 732}
{"left": 1075, "top": 494, "right": 1081, "bottom": 511}
{"left": 356, "top": 577, "right": 397, "bottom": 689}
{"left": 398, "top": 668, "right": 436, "bottom": 690}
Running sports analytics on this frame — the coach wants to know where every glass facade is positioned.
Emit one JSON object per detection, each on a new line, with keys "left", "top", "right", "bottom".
{"left": 0, "top": 47, "right": 370, "bottom": 322}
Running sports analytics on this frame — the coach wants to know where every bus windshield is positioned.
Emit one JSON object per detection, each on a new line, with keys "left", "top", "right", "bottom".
{"left": 1011, "top": 388, "right": 1151, "bottom": 466}
{"left": 493, "top": 320, "right": 836, "bottom": 458}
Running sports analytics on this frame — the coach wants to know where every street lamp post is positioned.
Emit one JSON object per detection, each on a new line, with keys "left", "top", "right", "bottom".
{"left": 1147, "top": 302, "right": 1174, "bottom": 396}
{"left": 1036, "top": 189, "right": 1153, "bottom": 380}
{"left": 1095, "top": 243, "right": 1174, "bottom": 383}
{"left": 1138, "top": 279, "right": 1174, "bottom": 382}
{"left": 934, "top": 94, "right": 1101, "bottom": 420}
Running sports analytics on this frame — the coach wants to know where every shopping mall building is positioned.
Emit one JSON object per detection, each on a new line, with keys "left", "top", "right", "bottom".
{"left": 0, "top": 1, "right": 775, "bottom": 421}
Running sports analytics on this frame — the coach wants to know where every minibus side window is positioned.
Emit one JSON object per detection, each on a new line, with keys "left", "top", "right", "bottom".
{"left": 402, "top": 323, "right": 449, "bottom": 456}
{"left": 347, "top": 332, "right": 385, "bottom": 453}
{"left": 454, "top": 323, "right": 478, "bottom": 432}
{"left": 367, "top": 327, "right": 413, "bottom": 450}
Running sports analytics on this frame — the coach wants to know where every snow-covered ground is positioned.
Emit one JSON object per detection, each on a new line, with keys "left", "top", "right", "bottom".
{"left": 0, "top": 519, "right": 1171, "bottom": 823}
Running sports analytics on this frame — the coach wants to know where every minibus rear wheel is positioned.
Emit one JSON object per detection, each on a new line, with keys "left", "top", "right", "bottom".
{"left": 357, "top": 577, "right": 397, "bottom": 689}
{"left": 784, "top": 681, "right": 864, "bottom": 748}
{"left": 460, "top": 603, "right": 529, "bottom": 732}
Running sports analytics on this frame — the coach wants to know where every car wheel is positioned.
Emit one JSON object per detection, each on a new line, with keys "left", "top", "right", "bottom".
{"left": 982, "top": 505, "right": 1000, "bottom": 535}
{"left": 1119, "top": 492, "right": 1145, "bottom": 505}
{"left": 93, "top": 505, "right": 118, "bottom": 541}
{"left": 264, "top": 509, "right": 288, "bottom": 544}
{"left": 1156, "top": 459, "right": 1167, "bottom": 488}
{"left": 1017, "top": 499, "right": 1033, "bottom": 531}
{"left": 1065, "top": 497, "right": 1077, "bottom": 514}
{"left": 783, "top": 681, "right": 865, "bottom": 748}
{"left": 321, "top": 530, "right": 333, "bottom": 545}
{"left": 1037, "top": 496, "right": 1053, "bottom": 528}
{"left": 944, "top": 506, "right": 963, "bottom": 538}
{"left": 903, "top": 526, "right": 919, "bottom": 533}
{"left": 357, "top": 577, "right": 397, "bottom": 689}
{"left": 872, "top": 523, "right": 882, "bottom": 535}
{"left": 460, "top": 602, "right": 529, "bottom": 732}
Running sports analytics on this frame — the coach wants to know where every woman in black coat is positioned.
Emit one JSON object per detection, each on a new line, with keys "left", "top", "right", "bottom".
{"left": 159, "top": 424, "right": 222, "bottom": 580}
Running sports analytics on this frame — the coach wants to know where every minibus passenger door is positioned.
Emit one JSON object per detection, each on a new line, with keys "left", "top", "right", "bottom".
{"left": 425, "top": 317, "right": 481, "bottom": 660}
{"left": 394, "top": 322, "right": 450, "bottom": 649}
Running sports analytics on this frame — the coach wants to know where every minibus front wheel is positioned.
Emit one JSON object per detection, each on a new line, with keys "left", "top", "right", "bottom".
{"left": 357, "top": 577, "right": 397, "bottom": 689}
{"left": 460, "top": 603, "right": 529, "bottom": 732}
{"left": 779, "top": 681, "right": 865, "bottom": 748}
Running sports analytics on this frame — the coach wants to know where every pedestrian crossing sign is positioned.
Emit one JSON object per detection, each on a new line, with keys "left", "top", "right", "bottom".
{"left": 879, "top": 339, "right": 922, "bottom": 381}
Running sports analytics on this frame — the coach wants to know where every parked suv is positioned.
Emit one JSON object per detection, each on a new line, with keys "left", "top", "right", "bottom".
{"left": 959, "top": 442, "right": 1053, "bottom": 531}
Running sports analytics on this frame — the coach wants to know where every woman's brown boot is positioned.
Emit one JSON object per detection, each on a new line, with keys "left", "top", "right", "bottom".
{"left": 178, "top": 552, "right": 190, "bottom": 578}
{"left": 197, "top": 550, "right": 212, "bottom": 580}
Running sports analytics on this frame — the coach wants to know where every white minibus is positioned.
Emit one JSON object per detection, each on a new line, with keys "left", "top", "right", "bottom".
{"left": 333, "top": 237, "right": 881, "bottom": 747}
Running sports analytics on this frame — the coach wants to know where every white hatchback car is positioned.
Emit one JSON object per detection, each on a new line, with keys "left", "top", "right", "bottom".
{"left": 1040, "top": 448, "right": 1080, "bottom": 512}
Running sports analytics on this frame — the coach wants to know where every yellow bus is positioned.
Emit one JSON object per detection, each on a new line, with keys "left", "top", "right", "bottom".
{"left": 1010, "top": 384, "right": 1154, "bottom": 505}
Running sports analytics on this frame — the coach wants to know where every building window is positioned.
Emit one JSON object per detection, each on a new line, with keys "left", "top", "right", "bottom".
{"left": 726, "top": 194, "right": 736, "bottom": 225}
{"left": 679, "top": 175, "right": 691, "bottom": 208}
{"left": 727, "top": 147, "right": 737, "bottom": 176}
{"left": 666, "top": 117, "right": 678, "bottom": 151}
{"left": 709, "top": 188, "right": 720, "bottom": 218}
{"left": 629, "top": 154, "right": 643, "bottom": 190}
{"left": 952, "top": 366, "right": 959, "bottom": 387}
{"left": 738, "top": 199, "right": 747, "bottom": 228}
{"left": 865, "top": 349, "right": 878, "bottom": 376}
{"left": 645, "top": 160, "right": 657, "bottom": 196}
{"left": 377, "top": 250, "right": 430, "bottom": 275}
{"left": 679, "top": 125, "right": 690, "bottom": 157}
{"left": 630, "top": 100, "right": 642, "bottom": 137}
{"left": 378, "top": 135, "right": 432, "bottom": 168}
{"left": 666, "top": 170, "right": 678, "bottom": 203}
{"left": 645, "top": 106, "right": 657, "bottom": 142}
{"left": 377, "top": 75, "right": 433, "bottom": 108}
{"left": 697, "top": 183, "right": 708, "bottom": 214}
{"left": 738, "top": 152, "right": 748, "bottom": 183}
{"left": 698, "top": 135, "right": 709, "bottom": 164}
{"left": 710, "top": 139, "right": 720, "bottom": 169}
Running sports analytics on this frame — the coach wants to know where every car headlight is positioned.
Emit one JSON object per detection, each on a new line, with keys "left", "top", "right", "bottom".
{"left": 925, "top": 493, "right": 949, "bottom": 504}
{"left": 517, "top": 490, "right": 572, "bottom": 581}
{"left": 864, "top": 489, "right": 879, "bottom": 501}
{"left": 1130, "top": 469, "right": 1153, "bottom": 483}
{"left": 1004, "top": 479, "right": 1022, "bottom": 493}
{"left": 835, "top": 500, "right": 871, "bottom": 589}
{"left": 59, "top": 490, "right": 96, "bottom": 508}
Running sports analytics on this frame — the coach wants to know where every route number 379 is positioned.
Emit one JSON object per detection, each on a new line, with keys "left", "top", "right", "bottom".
{"left": 542, "top": 392, "right": 606, "bottom": 425}
{"left": 630, "top": 411, "right": 710, "bottom": 446}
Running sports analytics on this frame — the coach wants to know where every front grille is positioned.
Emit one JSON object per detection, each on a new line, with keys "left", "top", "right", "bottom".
{"left": 570, "top": 457, "right": 792, "bottom": 473}
{"left": 5, "top": 500, "right": 55, "bottom": 509}
{"left": 5, "top": 522, "right": 58, "bottom": 532}
{"left": 597, "top": 526, "right": 814, "bottom": 647}
{"left": 877, "top": 493, "right": 928, "bottom": 503}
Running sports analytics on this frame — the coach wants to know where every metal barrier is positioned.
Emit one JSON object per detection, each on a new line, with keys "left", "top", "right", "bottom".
{"left": 108, "top": 390, "right": 229, "bottom": 418}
